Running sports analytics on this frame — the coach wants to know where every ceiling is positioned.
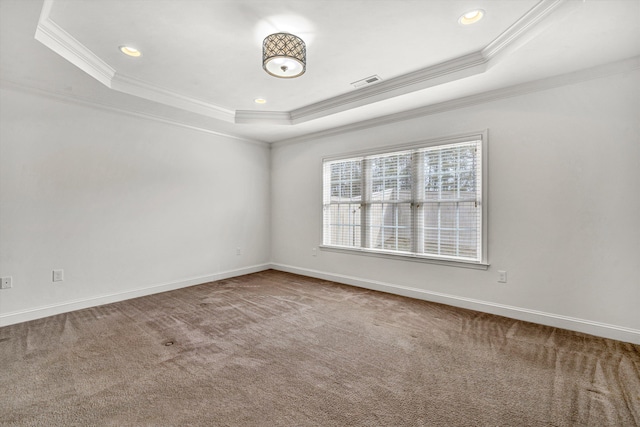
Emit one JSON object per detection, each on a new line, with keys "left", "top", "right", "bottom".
{"left": 1, "top": 0, "right": 639, "bottom": 144}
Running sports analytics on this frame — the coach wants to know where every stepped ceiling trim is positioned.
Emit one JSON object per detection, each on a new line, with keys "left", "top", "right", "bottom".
{"left": 5, "top": 55, "right": 635, "bottom": 146}
{"left": 0, "top": 78, "right": 266, "bottom": 146}
{"left": 34, "top": 0, "right": 570, "bottom": 127}
{"left": 275, "top": 57, "right": 640, "bottom": 146}
{"left": 35, "top": 0, "right": 114, "bottom": 87}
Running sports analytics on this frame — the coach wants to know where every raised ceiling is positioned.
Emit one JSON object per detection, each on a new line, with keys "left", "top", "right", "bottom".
{"left": 1, "top": 0, "right": 639, "bottom": 143}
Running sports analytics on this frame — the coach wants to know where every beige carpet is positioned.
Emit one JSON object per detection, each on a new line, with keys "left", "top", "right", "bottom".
{"left": 1, "top": 270, "right": 638, "bottom": 426}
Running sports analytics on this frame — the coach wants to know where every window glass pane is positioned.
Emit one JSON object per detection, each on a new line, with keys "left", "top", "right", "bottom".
{"left": 423, "top": 143, "right": 478, "bottom": 200}
{"left": 439, "top": 203, "right": 456, "bottom": 228}
{"left": 326, "top": 203, "right": 361, "bottom": 247}
{"left": 368, "top": 203, "right": 412, "bottom": 252}
{"left": 329, "top": 159, "right": 362, "bottom": 203}
{"left": 422, "top": 201, "right": 478, "bottom": 259}
{"left": 370, "top": 153, "right": 412, "bottom": 202}
{"left": 330, "top": 226, "right": 361, "bottom": 247}
{"left": 438, "top": 230, "right": 457, "bottom": 255}
{"left": 425, "top": 173, "right": 441, "bottom": 199}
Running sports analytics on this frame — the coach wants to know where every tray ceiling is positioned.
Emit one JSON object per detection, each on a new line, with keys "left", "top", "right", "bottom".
{"left": 0, "top": 0, "right": 638, "bottom": 143}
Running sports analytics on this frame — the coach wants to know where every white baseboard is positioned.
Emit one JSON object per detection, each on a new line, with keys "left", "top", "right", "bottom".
{"left": 270, "top": 263, "right": 640, "bottom": 345}
{"left": 0, "top": 263, "right": 271, "bottom": 327}
{"left": 3, "top": 262, "right": 638, "bottom": 345}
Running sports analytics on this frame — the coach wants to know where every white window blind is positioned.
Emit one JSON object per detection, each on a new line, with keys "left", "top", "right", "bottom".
{"left": 323, "top": 137, "right": 485, "bottom": 264}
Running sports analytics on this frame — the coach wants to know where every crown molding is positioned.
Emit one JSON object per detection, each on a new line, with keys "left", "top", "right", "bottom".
{"left": 35, "top": 0, "right": 235, "bottom": 123}
{"left": 4, "top": 54, "right": 636, "bottom": 148}
{"left": 234, "top": 0, "right": 573, "bottom": 125}
{"left": 235, "top": 110, "right": 292, "bottom": 125}
{"left": 0, "top": 77, "right": 268, "bottom": 146}
{"left": 285, "top": 0, "right": 569, "bottom": 125}
{"left": 482, "top": 0, "right": 565, "bottom": 61}
{"left": 111, "top": 74, "right": 235, "bottom": 123}
{"left": 36, "top": 0, "right": 575, "bottom": 127}
{"left": 290, "top": 51, "right": 488, "bottom": 124}
{"left": 273, "top": 56, "right": 640, "bottom": 147}
{"left": 35, "top": 0, "right": 115, "bottom": 87}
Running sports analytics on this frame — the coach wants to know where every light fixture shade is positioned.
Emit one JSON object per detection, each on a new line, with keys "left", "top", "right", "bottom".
{"left": 262, "top": 33, "right": 306, "bottom": 78}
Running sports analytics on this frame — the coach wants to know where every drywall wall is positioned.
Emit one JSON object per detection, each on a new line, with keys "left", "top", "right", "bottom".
{"left": 0, "top": 85, "right": 271, "bottom": 325}
{"left": 271, "top": 69, "right": 640, "bottom": 343}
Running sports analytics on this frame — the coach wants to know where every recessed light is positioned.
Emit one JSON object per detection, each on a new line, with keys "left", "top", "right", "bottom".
{"left": 119, "top": 46, "right": 142, "bottom": 57}
{"left": 458, "top": 9, "right": 484, "bottom": 25}
{"left": 254, "top": 98, "right": 267, "bottom": 104}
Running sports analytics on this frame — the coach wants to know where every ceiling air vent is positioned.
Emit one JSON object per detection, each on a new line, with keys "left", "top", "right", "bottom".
{"left": 351, "top": 75, "right": 382, "bottom": 88}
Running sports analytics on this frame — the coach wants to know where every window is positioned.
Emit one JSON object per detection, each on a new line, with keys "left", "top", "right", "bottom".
{"left": 322, "top": 133, "right": 487, "bottom": 266}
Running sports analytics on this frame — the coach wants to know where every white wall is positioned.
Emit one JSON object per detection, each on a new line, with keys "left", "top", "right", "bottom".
{"left": 2, "top": 68, "right": 638, "bottom": 343}
{"left": 271, "top": 69, "right": 640, "bottom": 343}
{"left": 0, "top": 86, "right": 271, "bottom": 325}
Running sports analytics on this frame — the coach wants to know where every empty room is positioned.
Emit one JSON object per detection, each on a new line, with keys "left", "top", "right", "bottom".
{"left": 1, "top": 0, "right": 639, "bottom": 425}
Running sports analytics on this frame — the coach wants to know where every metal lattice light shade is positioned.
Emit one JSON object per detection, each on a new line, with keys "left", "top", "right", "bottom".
{"left": 262, "top": 33, "right": 306, "bottom": 78}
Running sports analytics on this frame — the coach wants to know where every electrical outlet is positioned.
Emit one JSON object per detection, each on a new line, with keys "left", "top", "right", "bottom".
{"left": 236, "top": 248, "right": 242, "bottom": 256}
{"left": 1, "top": 276, "right": 12, "bottom": 289}
{"left": 311, "top": 248, "right": 317, "bottom": 257}
{"left": 498, "top": 270, "right": 507, "bottom": 283}
{"left": 53, "top": 269, "right": 64, "bottom": 282}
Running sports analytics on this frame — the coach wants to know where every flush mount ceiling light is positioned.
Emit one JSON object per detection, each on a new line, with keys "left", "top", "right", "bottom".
{"left": 119, "top": 46, "right": 141, "bottom": 57}
{"left": 262, "top": 33, "right": 306, "bottom": 78}
{"left": 254, "top": 98, "right": 267, "bottom": 104}
{"left": 458, "top": 9, "right": 485, "bottom": 25}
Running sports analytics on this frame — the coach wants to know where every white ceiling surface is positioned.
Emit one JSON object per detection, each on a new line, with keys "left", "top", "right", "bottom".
{"left": 1, "top": 0, "right": 639, "bottom": 144}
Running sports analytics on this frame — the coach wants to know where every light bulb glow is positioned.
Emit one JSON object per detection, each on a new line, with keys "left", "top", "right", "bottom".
{"left": 119, "top": 46, "right": 142, "bottom": 57}
{"left": 458, "top": 9, "right": 484, "bottom": 25}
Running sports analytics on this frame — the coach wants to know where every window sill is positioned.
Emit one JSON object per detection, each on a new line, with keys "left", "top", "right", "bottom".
{"left": 319, "top": 245, "right": 490, "bottom": 270}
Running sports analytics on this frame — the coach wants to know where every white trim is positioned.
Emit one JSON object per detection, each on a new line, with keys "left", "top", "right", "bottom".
{"left": 111, "top": 74, "right": 235, "bottom": 123}
{"left": 290, "top": 52, "right": 489, "bottom": 124}
{"left": 319, "top": 245, "right": 490, "bottom": 270}
{"left": 0, "top": 264, "right": 271, "bottom": 327}
{"left": 0, "top": 78, "right": 268, "bottom": 147}
{"left": 3, "top": 262, "right": 638, "bottom": 344}
{"left": 274, "top": 56, "right": 640, "bottom": 147}
{"left": 321, "top": 130, "right": 487, "bottom": 162}
{"left": 212, "top": 0, "right": 571, "bottom": 126}
{"left": 5, "top": 53, "right": 637, "bottom": 150}
{"left": 13, "top": 53, "right": 633, "bottom": 148}
{"left": 25, "top": 0, "right": 640, "bottom": 143}
{"left": 480, "top": 130, "right": 489, "bottom": 264}
{"left": 270, "top": 263, "right": 640, "bottom": 345}
{"left": 288, "top": 0, "right": 571, "bottom": 124}
{"left": 35, "top": 0, "right": 235, "bottom": 123}
{"left": 35, "top": 0, "right": 115, "bottom": 87}
{"left": 482, "top": 0, "right": 565, "bottom": 61}
{"left": 34, "top": 0, "right": 578, "bottom": 127}
{"left": 235, "top": 110, "right": 292, "bottom": 125}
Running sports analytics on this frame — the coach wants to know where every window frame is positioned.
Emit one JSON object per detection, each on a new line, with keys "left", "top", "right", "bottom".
{"left": 320, "top": 130, "right": 489, "bottom": 270}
